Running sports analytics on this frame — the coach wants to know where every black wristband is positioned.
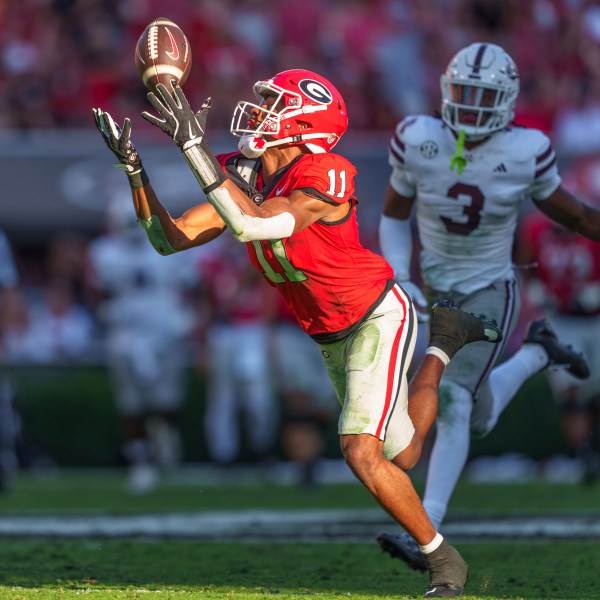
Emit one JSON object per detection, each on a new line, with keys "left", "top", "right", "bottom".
{"left": 127, "top": 167, "right": 150, "bottom": 189}
{"left": 203, "top": 179, "right": 225, "bottom": 195}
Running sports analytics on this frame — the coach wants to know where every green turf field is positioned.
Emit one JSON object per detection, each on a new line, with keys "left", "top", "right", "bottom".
{"left": 0, "top": 469, "right": 599, "bottom": 599}
{"left": 1, "top": 539, "right": 599, "bottom": 600}
{"left": 1, "top": 469, "right": 599, "bottom": 514}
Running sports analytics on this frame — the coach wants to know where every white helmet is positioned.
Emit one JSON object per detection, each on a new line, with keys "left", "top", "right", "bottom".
{"left": 440, "top": 43, "right": 520, "bottom": 141}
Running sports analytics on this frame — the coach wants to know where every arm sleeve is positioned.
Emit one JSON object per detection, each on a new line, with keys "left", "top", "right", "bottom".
{"left": 388, "top": 121, "right": 417, "bottom": 198}
{"left": 529, "top": 135, "right": 561, "bottom": 201}
{"left": 207, "top": 187, "right": 295, "bottom": 242}
{"left": 378, "top": 214, "right": 412, "bottom": 282}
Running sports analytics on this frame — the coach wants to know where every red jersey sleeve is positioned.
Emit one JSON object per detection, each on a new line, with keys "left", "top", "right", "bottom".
{"left": 283, "top": 153, "right": 357, "bottom": 205}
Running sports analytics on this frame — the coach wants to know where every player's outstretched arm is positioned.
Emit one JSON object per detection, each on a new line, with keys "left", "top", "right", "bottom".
{"left": 93, "top": 108, "right": 148, "bottom": 189}
{"left": 535, "top": 185, "right": 600, "bottom": 242}
{"left": 142, "top": 83, "right": 299, "bottom": 242}
{"left": 142, "top": 83, "right": 227, "bottom": 194}
{"left": 93, "top": 107, "right": 225, "bottom": 255}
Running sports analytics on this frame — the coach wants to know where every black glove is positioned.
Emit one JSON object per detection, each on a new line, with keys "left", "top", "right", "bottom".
{"left": 92, "top": 108, "right": 148, "bottom": 189}
{"left": 142, "top": 83, "right": 226, "bottom": 193}
{"left": 142, "top": 83, "right": 208, "bottom": 150}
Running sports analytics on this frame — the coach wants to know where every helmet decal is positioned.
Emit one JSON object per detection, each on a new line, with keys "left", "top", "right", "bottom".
{"left": 298, "top": 79, "right": 333, "bottom": 104}
{"left": 466, "top": 43, "right": 488, "bottom": 78}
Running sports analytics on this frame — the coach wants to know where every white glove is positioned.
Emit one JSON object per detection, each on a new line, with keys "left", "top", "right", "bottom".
{"left": 398, "top": 280, "right": 429, "bottom": 323}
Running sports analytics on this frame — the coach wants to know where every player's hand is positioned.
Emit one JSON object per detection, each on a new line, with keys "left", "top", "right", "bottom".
{"left": 92, "top": 108, "right": 142, "bottom": 174}
{"left": 142, "top": 82, "right": 210, "bottom": 152}
{"left": 143, "top": 82, "right": 226, "bottom": 193}
{"left": 399, "top": 280, "right": 430, "bottom": 323}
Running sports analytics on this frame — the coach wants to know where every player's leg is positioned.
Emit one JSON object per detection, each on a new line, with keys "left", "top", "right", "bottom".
{"left": 558, "top": 391, "right": 600, "bottom": 483}
{"left": 395, "top": 299, "right": 503, "bottom": 470}
{"left": 146, "top": 344, "right": 187, "bottom": 469}
{"left": 543, "top": 314, "right": 599, "bottom": 483}
{"left": 469, "top": 342, "right": 550, "bottom": 437}
{"left": 377, "top": 281, "right": 514, "bottom": 569}
{"left": 377, "top": 382, "right": 473, "bottom": 573}
{"left": 104, "top": 336, "right": 156, "bottom": 493}
{"left": 423, "top": 281, "right": 519, "bottom": 527}
{"left": 471, "top": 310, "right": 591, "bottom": 438}
{"left": 238, "top": 324, "right": 278, "bottom": 462}
{"left": 275, "top": 323, "right": 334, "bottom": 485}
{"left": 327, "top": 285, "right": 468, "bottom": 597}
{"left": 325, "top": 285, "right": 427, "bottom": 535}
{"left": 203, "top": 325, "right": 239, "bottom": 465}
{"left": 0, "top": 379, "right": 19, "bottom": 493}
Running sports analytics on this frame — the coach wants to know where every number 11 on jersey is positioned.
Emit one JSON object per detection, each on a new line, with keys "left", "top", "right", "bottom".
{"left": 252, "top": 240, "right": 308, "bottom": 283}
{"left": 327, "top": 168, "right": 347, "bottom": 198}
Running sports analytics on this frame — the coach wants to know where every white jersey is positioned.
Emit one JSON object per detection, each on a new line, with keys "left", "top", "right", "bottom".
{"left": 87, "top": 234, "right": 198, "bottom": 338}
{"left": 389, "top": 115, "right": 561, "bottom": 294}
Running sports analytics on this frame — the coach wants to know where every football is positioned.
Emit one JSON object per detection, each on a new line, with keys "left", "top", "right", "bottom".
{"left": 134, "top": 18, "right": 192, "bottom": 94}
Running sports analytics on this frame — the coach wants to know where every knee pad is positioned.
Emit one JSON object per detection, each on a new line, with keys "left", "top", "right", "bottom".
{"left": 438, "top": 381, "right": 473, "bottom": 427}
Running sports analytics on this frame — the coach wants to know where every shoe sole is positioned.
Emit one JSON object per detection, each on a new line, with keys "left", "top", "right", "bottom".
{"left": 376, "top": 533, "right": 427, "bottom": 572}
{"left": 483, "top": 322, "right": 502, "bottom": 343}
{"left": 424, "top": 584, "right": 464, "bottom": 597}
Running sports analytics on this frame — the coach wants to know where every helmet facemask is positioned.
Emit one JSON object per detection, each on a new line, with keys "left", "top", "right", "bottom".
{"left": 232, "top": 83, "right": 300, "bottom": 138}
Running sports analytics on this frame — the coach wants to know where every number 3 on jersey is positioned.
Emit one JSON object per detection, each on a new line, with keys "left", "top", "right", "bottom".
{"left": 252, "top": 240, "right": 308, "bottom": 283}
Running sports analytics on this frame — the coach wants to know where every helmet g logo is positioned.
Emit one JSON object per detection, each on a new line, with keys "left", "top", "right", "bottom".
{"left": 299, "top": 79, "right": 333, "bottom": 104}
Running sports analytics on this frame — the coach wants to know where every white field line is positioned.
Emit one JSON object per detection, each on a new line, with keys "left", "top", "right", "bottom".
{"left": 0, "top": 510, "right": 599, "bottom": 540}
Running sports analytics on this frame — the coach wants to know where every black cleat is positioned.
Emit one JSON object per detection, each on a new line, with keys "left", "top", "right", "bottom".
{"left": 428, "top": 300, "right": 503, "bottom": 360}
{"left": 423, "top": 540, "right": 468, "bottom": 598}
{"left": 376, "top": 532, "right": 426, "bottom": 572}
{"left": 524, "top": 319, "right": 590, "bottom": 380}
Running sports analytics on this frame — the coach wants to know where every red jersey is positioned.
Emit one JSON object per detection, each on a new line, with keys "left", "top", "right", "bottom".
{"left": 521, "top": 212, "right": 600, "bottom": 315}
{"left": 217, "top": 152, "right": 393, "bottom": 340}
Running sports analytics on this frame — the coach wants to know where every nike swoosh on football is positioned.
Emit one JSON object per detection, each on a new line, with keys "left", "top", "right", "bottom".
{"left": 165, "top": 28, "right": 180, "bottom": 60}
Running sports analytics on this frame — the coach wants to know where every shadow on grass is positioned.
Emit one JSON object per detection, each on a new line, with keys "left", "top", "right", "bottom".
{"left": 2, "top": 541, "right": 600, "bottom": 599}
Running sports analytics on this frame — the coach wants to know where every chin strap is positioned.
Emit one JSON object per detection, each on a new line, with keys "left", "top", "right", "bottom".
{"left": 238, "top": 135, "right": 267, "bottom": 158}
{"left": 238, "top": 132, "right": 332, "bottom": 158}
{"left": 449, "top": 129, "right": 467, "bottom": 174}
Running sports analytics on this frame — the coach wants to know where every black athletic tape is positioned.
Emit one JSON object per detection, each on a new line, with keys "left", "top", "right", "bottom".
{"left": 203, "top": 178, "right": 225, "bottom": 195}
{"left": 127, "top": 167, "right": 150, "bottom": 189}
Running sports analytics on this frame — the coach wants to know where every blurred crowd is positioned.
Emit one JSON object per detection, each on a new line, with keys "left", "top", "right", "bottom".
{"left": 1, "top": 0, "right": 600, "bottom": 140}
{"left": 0, "top": 205, "right": 337, "bottom": 491}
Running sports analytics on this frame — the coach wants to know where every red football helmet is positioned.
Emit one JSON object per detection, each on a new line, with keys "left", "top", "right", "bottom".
{"left": 231, "top": 69, "right": 348, "bottom": 157}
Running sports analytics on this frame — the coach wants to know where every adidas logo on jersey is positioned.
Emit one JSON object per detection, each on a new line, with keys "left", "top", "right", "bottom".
{"left": 493, "top": 163, "right": 508, "bottom": 173}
